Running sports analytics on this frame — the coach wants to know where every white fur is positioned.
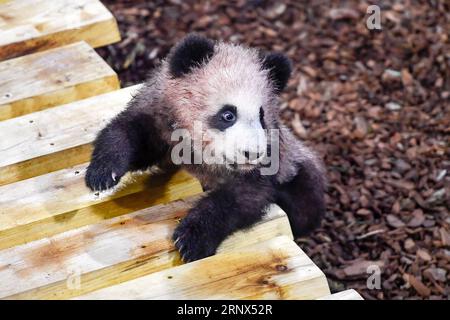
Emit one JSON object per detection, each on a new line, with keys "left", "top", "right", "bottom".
{"left": 200, "top": 43, "right": 270, "bottom": 166}
{"left": 163, "top": 41, "right": 278, "bottom": 171}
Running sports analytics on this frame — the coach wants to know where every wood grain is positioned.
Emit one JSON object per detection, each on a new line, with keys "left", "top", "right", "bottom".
{"left": 0, "top": 165, "right": 203, "bottom": 250}
{"left": 0, "top": 0, "right": 120, "bottom": 60}
{"left": 0, "top": 41, "right": 120, "bottom": 120}
{"left": 2, "top": 201, "right": 292, "bottom": 299}
{"left": 0, "top": 85, "right": 141, "bottom": 186}
{"left": 317, "top": 289, "right": 363, "bottom": 300}
{"left": 73, "top": 236, "right": 330, "bottom": 300}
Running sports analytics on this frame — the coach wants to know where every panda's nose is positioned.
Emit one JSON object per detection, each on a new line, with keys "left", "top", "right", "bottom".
{"left": 243, "top": 150, "right": 263, "bottom": 160}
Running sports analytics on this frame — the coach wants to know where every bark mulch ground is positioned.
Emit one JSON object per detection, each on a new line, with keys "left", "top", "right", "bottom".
{"left": 97, "top": 0, "right": 450, "bottom": 300}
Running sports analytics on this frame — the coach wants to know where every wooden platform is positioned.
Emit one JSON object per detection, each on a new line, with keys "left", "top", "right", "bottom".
{"left": 317, "top": 289, "right": 363, "bottom": 300}
{"left": 0, "top": 0, "right": 120, "bottom": 60}
{"left": 0, "top": 41, "right": 120, "bottom": 120}
{"left": 2, "top": 204, "right": 296, "bottom": 299}
{"left": 75, "top": 236, "right": 330, "bottom": 300}
{"left": 0, "top": 85, "right": 140, "bottom": 186}
{"left": 0, "top": 0, "right": 361, "bottom": 300}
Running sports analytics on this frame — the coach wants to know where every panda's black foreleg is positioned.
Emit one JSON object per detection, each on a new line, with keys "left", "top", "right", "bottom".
{"left": 85, "top": 109, "right": 169, "bottom": 191}
{"left": 173, "top": 176, "right": 276, "bottom": 262}
{"left": 275, "top": 161, "right": 326, "bottom": 237}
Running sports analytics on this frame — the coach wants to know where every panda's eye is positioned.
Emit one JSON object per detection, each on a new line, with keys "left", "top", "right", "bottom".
{"left": 208, "top": 104, "right": 237, "bottom": 131}
{"left": 221, "top": 110, "right": 236, "bottom": 122}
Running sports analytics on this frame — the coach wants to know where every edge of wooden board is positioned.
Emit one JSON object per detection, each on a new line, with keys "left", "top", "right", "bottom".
{"left": 0, "top": 166, "right": 203, "bottom": 250}
{"left": 0, "top": 144, "right": 93, "bottom": 187}
{"left": 72, "top": 236, "right": 330, "bottom": 300}
{"left": 3, "top": 203, "right": 293, "bottom": 299}
{"left": 0, "top": 1, "right": 121, "bottom": 60}
{"left": 0, "top": 42, "right": 120, "bottom": 120}
{"left": 0, "top": 85, "right": 142, "bottom": 186}
{"left": 316, "top": 289, "right": 364, "bottom": 300}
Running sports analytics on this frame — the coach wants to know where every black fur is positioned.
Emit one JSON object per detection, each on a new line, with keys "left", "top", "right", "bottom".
{"left": 169, "top": 34, "right": 215, "bottom": 77}
{"left": 259, "top": 107, "right": 266, "bottom": 129}
{"left": 262, "top": 52, "right": 292, "bottom": 93}
{"left": 207, "top": 104, "right": 237, "bottom": 131}
{"left": 275, "top": 161, "right": 326, "bottom": 237}
{"left": 173, "top": 160, "right": 325, "bottom": 261}
{"left": 173, "top": 174, "right": 276, "bottom": 262}
{"left": 86, "top": 105, "right": 169, "bottom": 191}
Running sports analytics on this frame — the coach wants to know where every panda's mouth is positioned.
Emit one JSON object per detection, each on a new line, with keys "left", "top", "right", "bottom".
{"left": 237, "top": 163, "right": 258, "bottom": 171}
{"left": 226, "top": 162, "right": 259, "bottom": 172}
{"left": 221, "top": 153, "right": 265, "bottom": 172}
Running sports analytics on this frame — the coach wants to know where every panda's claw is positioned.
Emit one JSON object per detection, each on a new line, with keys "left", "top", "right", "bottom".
{"left": 85, "top": 161, "right": 123, "bottom": 192}
{"left": 172, "top": 213, "right": 219, "bottom": 262}
{"left": 181, "top": 253, "right": 190, "bottom": 263}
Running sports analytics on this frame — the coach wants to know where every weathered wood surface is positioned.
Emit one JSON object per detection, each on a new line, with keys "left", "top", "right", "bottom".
{"left": 74, "top": 236, "right": 330, "bottom": 300}
{"left": 0, "top": 166, "right": 202, "bottom": 250}
{"left": 0, "top": 41, "right": 119, "bottom": 120}
{"left": 2, "top": 201, "right": 292, "bottom": 299}
{"left": 0, "top": 85, "right": 141, "bottom": 186}
{"left": 317, "top": 289, "right": 364, "bottom": 300}
{"left": 0, "top": 0, "right": 120, "bottom": 60}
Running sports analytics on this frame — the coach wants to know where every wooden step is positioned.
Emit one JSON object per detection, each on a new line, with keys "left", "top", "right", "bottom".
{"left": 317, "top": 289, "right": 364, "bottom": 300}
{"left": 2, "top": 200, "right": 292, "bottom": 299}
{"left": 0, "top": 165, "right": 202, "bottom": 250}
{"left": 0, "top": 85, "right": 141, "bottom": 186}
{"left": 0, "top": 41, "right": 120, "bottom": 121}
{"left": 73, "top": 236, "right": 330, "bottom": 300}
{"left": 0, "top": 0, "right": 120, "bottom": 60}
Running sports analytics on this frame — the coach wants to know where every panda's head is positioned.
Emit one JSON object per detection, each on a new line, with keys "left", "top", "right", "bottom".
{"left": 164, "top": 34, "right": 292, "bottom": 173}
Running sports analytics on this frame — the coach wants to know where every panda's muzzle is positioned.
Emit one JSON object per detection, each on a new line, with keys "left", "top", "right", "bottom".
{"left": 243, "top": 150, "right": 264, "bottom": 161}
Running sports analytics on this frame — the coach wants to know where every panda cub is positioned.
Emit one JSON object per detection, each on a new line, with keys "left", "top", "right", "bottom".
{"left": 86, "top": 34, "right": 326, "bottom": 262}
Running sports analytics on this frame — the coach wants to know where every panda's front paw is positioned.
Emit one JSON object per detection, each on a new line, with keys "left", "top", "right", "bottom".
{"left": 172, "top": 214, "right": 221, "bottom": 262}
{"left": 85, "top": 160, "right": 125, "bottom": 192}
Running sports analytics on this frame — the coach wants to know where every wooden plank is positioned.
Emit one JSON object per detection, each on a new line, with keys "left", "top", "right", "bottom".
{"left": 0, "top": 41, "right": 120, "bottom": 120}
{"left": 73, "top": 236, "right": 330, "bottom": 300}
{"left": 0, "top": 165, "right": 203, "bottom": 251}
{"left": 317, "top": 289, "right": 363, "bottom": 300}
{"left": 2, "top": 201, "right": 292, "bottom": 299}
{"left": 0, "top": 85, "right": 141, "bottom": 186}
{"left": 0, "top": 0, "right": 120, "bottom": 60}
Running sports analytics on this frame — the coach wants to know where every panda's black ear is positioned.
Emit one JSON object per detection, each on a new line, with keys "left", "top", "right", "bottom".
{"left": 169, "top": 34, "right": 215, "bottom": 78}
{"left": 262, "top": 52, "right": 292, "bottom": 94}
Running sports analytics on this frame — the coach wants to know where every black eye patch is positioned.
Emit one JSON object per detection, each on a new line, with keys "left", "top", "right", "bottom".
{"left": 259, "top": 107, "right": 266, "bottom": 129}
{"left": 208, "top": 104, "right": 237, "bottom": 131}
